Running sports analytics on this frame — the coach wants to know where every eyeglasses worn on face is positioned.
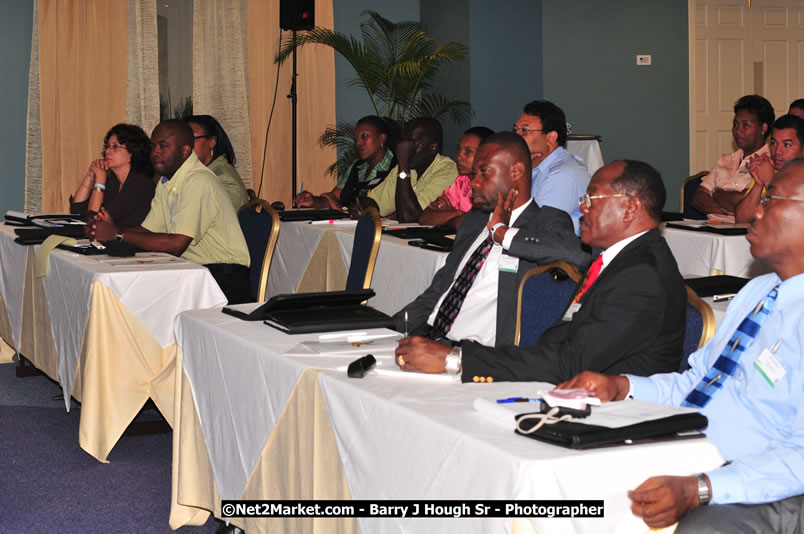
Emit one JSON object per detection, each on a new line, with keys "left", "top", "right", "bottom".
{"left": 103, "top": 143, "right": 126, "bottom": 151}
{"left": 578, "top": 193, "right": 627, "bottom": 208}
{"left": 194, "top": 134, "right": 213, "bottom": 140}
{"left": 510, "top": 126, "right": 545, "bottom": 136}
{"left": 759, "top": 192, "right": 804, "bottom": 206}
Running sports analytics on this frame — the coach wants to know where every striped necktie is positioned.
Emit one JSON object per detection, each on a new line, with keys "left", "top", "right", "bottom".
{"left": 682, "top": 285, "right": 779, "bottom": 409}
{"left": 428, "top": 237, "right": 494, "bottom": 340}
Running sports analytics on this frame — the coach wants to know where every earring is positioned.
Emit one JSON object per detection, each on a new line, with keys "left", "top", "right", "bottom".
{"left": 210, "top": 148, "right": 214, "bottom": 158}
{"left": 380, "top": 143, "right": 384, "bottom": 148}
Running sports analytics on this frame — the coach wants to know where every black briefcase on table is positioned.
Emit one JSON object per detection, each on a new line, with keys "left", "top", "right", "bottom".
{"left": 684, "top": 275, "right": 750, "bottom": 297}
{"left": 222, "top": 288, "right": 395, "bottom": 334}
{"left": 514, "top": 412, "right": 708, "bottom": 450}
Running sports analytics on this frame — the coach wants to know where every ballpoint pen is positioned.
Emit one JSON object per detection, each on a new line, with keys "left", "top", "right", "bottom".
{"left": 404, "top": 311, "right": 408, "bottom": 338}
{"left": 496, "top": 397, "right": 543, "bottom": 404}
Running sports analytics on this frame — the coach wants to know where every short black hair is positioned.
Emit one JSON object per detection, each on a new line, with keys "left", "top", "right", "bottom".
{"left": 611, "top": 160, "right": 666, "bottom": 222}
{"left": 480, "top": 131, "right": 533, "bottom": 176}
{"left": 463, "top": 126, "right": 494, "bottom": 141}
{"left": 773, "top": 114, "right": 804, "bottom": 144}
{"left": 734, "top": 95, "right": 775, "bottom": 140}
{"left": 522, "top": 100, "right": 567, "bottom": 147}
{"left": 405, "top": 117, "right": 443, "bottom": 150}
{"left": 185, "top": 114, "right": 237, "bottom": 165}
{"left": 789, "top": 98, "right": 804, "bottom": 111}
{"left": 104, "top": 123, "right": 154, "bottom": 177}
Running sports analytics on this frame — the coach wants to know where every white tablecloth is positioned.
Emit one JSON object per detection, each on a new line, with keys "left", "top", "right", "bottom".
{"left": 567, "top": 138, "right": 604, "bottom": 175}
{"left": 662, "top": 226, "right": 771, "bottom": 278}
{"left": 267, "top": 221, "right": 448, "bottom": 315}
{"left": 0, "top": 224, "right": 30, "bottom": 348}
{"left": 176, "top": 307, "right": 725, "bottom": 534}
{"left": 40, "top": 248, "right": 226, "bottom": 407}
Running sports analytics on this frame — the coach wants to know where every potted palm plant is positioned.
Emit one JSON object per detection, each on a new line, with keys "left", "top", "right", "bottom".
{"left": 275, "top": 10, "right": 472, "bottom": 177}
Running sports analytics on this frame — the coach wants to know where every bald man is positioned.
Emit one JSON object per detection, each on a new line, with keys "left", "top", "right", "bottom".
{"left": 360, "top": 117, "right": 458, "bottom": 222}
{"left": 91, "top": 119, "right": 251, "bottom": 303}
{"left": 393, "top": 132, "right": 590, "bottom": 350}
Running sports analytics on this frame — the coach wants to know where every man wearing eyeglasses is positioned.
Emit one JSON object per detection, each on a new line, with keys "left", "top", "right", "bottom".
{"left": 557, "top": 160, "right": 804, "bottom": 533}
{"left": 512, "top": 100, "right": 590, "bottom": 234}
{"left": 396, "top": 160, "right": 686, "bottom": 384}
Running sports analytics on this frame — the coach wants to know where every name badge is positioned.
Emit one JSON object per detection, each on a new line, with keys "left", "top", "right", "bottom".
{"left": 498, "top": 254, "right": 519, "bottom": 273}
{"left": 562, "top": 302, "right": 581, "bottom": 321}
{"left": 753, "top": 348, "right": 786, "bottom": 387}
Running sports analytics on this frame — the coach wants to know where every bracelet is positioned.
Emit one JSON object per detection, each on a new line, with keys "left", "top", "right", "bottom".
{"left": 490, "top": 222, "right": 507, "bottom": 244}
{"left": 94, "top": 183, "right": 106, "bottom": 193}
{"left": 695, "top": 473, "right": 710, "bottom": 505}
{"left": 445, "top": 346, "right": 462, "bottom": 375}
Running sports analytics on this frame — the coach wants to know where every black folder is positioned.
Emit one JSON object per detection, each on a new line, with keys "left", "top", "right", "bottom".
{"left": 14, "top": 225, "right": 88, "bottom": 245}
{"left": 278, "top": 208, "right": 350, "bottom": 222}
{"left": 222, "top": 288, "right": 395, "bottom": 334}
{"left": 685, "top": 275, "right": 750, "bottom": 297}
{"left": 665, "top": 222, "right": 747, "bottom": 236}
{"left": 514, "top": 412, "right": 708, "bottom": 450}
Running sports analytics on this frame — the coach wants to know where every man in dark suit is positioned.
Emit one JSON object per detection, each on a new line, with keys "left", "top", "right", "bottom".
{"left": 393, "top": 131, "right": 590, "bottom": 351}
{"left": 396, "top": 159, "right": 686, "bottom": 383}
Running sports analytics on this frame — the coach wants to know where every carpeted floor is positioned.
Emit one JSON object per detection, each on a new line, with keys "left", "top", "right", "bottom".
{"left": 0, "top": 362, "right": 220, "bottom": 533}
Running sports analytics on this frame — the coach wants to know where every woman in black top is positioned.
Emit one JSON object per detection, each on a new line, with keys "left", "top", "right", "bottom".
{"left": 70, "top": 123, "right": 155, "bottom": 227}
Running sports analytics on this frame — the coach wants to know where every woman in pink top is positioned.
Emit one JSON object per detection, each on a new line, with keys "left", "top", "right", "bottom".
{"left": 418, "top": 126, "right": 494, "bottom": 230}
{"left": 691, "top": 95, "right": 775, "bottom": 216}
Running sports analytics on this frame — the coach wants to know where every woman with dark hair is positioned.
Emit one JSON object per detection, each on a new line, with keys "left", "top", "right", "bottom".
{"left": 418, "top": 126, "right": 494, "bottom": 229}
{"left": 69, "top": 123, "right": 155, "bottom": 227}
{"left": 293, "top": 115, "right": 397, "bottom": 210}
{"left": 186, "top": 114, "right": 250, "bottom": 210}
{"left": 692, "top": 95, "right": 775, "bottom": 217}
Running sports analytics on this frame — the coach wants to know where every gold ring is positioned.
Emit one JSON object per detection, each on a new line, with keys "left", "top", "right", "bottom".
{"left": 397, "top": 355, "right": 405, "bottom": 366}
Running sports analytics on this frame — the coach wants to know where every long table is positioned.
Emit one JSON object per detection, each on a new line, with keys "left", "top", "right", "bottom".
{"left": 267, "top": 221, "right": 448, "bottom": 315}
{"left": 662, "top": 225, "right": 771, "bottom": 278}
{"left": 0, "top": 224, "right": 226, "bottom": 462}
{"left": 169, "top": 305, "right": 725, "bottom": 534}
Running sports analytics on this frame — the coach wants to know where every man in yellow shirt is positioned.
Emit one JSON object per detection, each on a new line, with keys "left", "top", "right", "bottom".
{"left": 360, "top": 117, "right": 458, "bottom": 222}
{"left": 91, "top": 119, "right": 251, "bottom": 303}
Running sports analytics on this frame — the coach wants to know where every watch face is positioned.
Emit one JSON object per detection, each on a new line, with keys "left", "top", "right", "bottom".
{"left": 398, "top": 171, "right": 409, "bottom": 180}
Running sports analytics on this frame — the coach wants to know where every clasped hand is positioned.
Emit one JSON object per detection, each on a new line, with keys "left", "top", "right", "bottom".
{"left": 394, "top": 336, "right": 451, "bottom": 373}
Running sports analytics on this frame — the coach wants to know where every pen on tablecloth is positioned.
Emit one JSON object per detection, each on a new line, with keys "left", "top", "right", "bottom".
{"left": 496, "top": 397, "right": 543, "bottom": 404}
{"left": 404, "top": 311, "right": 408, "bottom": 338}
{"left": 713, "top": 293, "right": 736, "bottom": 302}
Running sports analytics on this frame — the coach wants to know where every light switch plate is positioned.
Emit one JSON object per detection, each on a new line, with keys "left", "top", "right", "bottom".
{"left": 637, "top": 54, "right": 652, "bottom": 66}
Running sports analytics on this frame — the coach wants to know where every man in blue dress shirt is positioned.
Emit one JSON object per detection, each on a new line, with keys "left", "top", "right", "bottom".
{"left": 512, "top": 100, "right": 590, "bottom": 234}
{"left": 559, "top": 159, "right": 804, "bottom": 532}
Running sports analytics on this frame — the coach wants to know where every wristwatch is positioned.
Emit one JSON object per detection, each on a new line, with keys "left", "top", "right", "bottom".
{"left": 445, "top": 346, "right": 462, "bottom": 375}
{"left": 398, "top": 171, "right": 410, "bottom": 180}
{"left": 695, "top": 473, "right": 710, "bottom": 506}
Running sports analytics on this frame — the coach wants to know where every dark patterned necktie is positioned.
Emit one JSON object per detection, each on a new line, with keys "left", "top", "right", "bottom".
{"left": 428, "top": 237, "right": 494, "bottom": 340}
{"left": 682, "top": 285, "right": 779, "bottom": 408}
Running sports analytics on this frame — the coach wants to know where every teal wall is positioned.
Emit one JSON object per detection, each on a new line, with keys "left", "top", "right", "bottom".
{"left": 0, "top": 0, "right": 33, "bottom": 214}
{"left": 542, "top": 1, "right": 689, "bottom": 209}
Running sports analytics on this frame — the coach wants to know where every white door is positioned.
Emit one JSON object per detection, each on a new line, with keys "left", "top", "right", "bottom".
{"left": 690, "top": 0, "right": 804, "bottom": 174}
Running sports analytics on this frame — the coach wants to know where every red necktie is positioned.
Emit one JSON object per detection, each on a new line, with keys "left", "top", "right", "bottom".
{"left": 573, "top": 255, "right": 603, "bottom": 303}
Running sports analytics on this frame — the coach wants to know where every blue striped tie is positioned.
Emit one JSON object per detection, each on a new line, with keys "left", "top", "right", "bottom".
{"left": 682, "top": 285, "right": 779, "bottom": 408}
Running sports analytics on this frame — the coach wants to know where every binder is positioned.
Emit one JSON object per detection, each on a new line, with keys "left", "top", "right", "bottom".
{"left": 223, "top": 289, "right": 395, "bottom": 334}
{"left": 278, "top": 208, "right": 350, "bottom": 222}
{"left": 515, "top": 411, "right": 708, "bottom": 450}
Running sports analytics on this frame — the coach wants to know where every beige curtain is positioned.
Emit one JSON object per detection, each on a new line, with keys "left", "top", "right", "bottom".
{"left": 193, "top": 0, "right": 254, "bottom": 187}
{"left": 126, "top": 0, "right": 159, "bottom": 135}
{"left": 247, "top": 0, "right": 336, "bottom": 204}
{"left": 24, "top": 0, "right": 42, "bottom": 212}
{"left": 37, "top": 0, "right": 128, "bottom": 213}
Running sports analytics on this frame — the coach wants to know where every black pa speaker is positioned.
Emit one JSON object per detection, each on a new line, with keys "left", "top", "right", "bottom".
{"left": 280, "top": 0, "right": 315, "bottom": 31}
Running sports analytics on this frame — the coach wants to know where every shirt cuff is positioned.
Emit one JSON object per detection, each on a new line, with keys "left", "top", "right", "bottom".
{"left": 501, "top": 227, "right": 518, "bottom": 250}
{"left": 623, "top": 374, "right": 660, "bottom": 402}
{"left": 705, "top": 465, "right": 744, "bottom": 504}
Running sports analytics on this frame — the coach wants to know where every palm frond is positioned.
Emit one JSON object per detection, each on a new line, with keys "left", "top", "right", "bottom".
{"left": 411, "top": 93, "right": 474, "bottom": 125}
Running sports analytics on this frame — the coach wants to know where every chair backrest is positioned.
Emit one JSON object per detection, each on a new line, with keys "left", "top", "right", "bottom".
{"left": 345, "top": 207, "right": 382, "bottom": 291}
{"left": 680, "top": 171, "right": 709, "bottom": 220}
{"left": 515, "top": 261, "right": 583, "bottom": 347}
{"left": 680, "top": 285, "right": 716, "bottom": 371}
{"left": 237, "top": 200, "right": 280, "bottom": 302}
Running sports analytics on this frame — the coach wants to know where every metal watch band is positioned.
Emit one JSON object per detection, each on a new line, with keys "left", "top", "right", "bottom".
{"left": 445, "top": 346, "right": 462, "bottom": 375}
{"left": 695, "top": 473, "right": 710, "bottom": 505}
